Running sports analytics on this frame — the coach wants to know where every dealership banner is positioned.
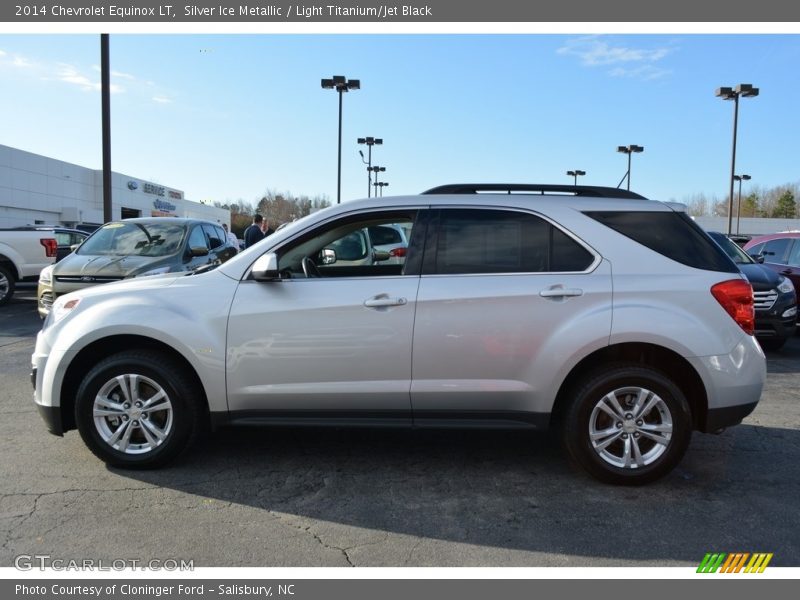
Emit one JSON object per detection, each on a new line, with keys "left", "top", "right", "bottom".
{"left": 2, "top": 0, "right": 800, "bottom": 22}
{"left": 4, "top": 579, "right": 799, "bottom": 600}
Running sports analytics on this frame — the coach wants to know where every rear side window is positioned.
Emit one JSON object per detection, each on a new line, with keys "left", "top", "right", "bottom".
{"left": 585, "top": 211, "right": 738, "bottom": 273}
{"left": 761, "top": 238, "right": 793, "bottom": 264}
{"left": 428, "top": 209, "right": 594, "bottom": 275}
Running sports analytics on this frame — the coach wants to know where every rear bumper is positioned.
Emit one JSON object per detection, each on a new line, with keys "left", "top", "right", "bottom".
{"left": 688, "top": 335, "right": 766, "bottom": 433}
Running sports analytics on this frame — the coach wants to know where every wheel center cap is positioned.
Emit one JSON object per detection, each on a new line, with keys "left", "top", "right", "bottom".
{"left": 623, "top": 419, "right": 637, "bottom": 433}
{"left": 129, "top": 408, "right": 142, "bottom": 420}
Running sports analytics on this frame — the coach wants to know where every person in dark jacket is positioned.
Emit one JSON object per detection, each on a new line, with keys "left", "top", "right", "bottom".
{"left": 244, "top": 214, "right": 266, "bottom": 248}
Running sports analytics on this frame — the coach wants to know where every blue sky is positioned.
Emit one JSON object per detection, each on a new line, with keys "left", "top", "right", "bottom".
{"left": 1, "top": 34, "right": 799, "bottom": 206}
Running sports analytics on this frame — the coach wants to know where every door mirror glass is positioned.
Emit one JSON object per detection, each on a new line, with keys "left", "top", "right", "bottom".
{"left": 320, "top": 248, "right": 337, "bottom": 265}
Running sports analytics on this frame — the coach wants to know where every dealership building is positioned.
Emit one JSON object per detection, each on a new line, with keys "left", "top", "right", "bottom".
{"left": 0, "top": 144, "right": 229, "bottom": 229}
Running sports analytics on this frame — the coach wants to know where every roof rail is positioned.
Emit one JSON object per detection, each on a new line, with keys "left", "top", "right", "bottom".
{"left": 421, "top": 183, "right": 647, "bottom": 200}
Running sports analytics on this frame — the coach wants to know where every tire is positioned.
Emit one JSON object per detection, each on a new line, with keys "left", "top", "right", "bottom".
{"left": 0, "top": 264, "right": 15, "bottom": 306}
{"left": 74, "top": 350, "right": 203, "bottom": 469}
{"left": 562, "top": 364, "right": 692, "bottom": 485}
{"left": 758, "top": 337, "right": 787, "bottom": 352}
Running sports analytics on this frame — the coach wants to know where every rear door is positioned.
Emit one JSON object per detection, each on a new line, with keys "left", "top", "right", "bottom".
{"left": 410, "top": 207, "right": 612, "bottom": 425}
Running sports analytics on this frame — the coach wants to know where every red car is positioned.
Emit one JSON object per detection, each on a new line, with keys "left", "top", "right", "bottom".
{"left": 744, "top": 232, "right": 800, "bottom": 306}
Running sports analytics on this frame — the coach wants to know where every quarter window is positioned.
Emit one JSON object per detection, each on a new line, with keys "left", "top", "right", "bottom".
{"left": 430, "top": 209, "right": 593, "bottom": 275}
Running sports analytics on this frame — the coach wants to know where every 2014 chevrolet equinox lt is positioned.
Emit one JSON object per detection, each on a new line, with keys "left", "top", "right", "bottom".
{"left": 32, "top": 184, "right": 766, "bottom": 484}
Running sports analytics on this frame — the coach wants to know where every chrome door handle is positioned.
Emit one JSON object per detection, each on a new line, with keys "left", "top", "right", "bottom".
{"left": 364, "top": 296, "right": 407, "bottom": 308}
{"left": 539, "top": 288, "right": 584, "bottom": 298}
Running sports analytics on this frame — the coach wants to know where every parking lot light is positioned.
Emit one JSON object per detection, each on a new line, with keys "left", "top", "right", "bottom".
{"left": 716, "top": 83, "right": 759, "bottom": 235}
{"left": 358, "top": 136, "right": 383, "bottom": 198}
{"left": 616, "top": 145, "right": 644, "bottom": 191}
{"left": 567, "top": 170, "right": 586, "bottom": 186}
{"left": 734, "top": 174, "right": 752, "bottom": 234}
{"left": 322, "top": 75, "right": 360, "bottom": 204}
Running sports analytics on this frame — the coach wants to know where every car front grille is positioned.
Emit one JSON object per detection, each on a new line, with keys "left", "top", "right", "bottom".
{"left": 40, "top": 291, "right": 54, "bottom": 310}
{"left": 753, "top": 289, "right": 778, "bottom": 311}
{"left": 54, "top": 276, "right": 124, "bottom": 283}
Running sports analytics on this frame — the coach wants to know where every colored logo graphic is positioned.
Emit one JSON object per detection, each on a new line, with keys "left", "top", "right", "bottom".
{"left": 697, "top": 552, "right": 773, "bottom": 573}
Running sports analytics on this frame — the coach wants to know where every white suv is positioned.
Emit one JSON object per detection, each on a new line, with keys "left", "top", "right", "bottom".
{"left": 32, "top": 184, "right": 766, "bottom": 484}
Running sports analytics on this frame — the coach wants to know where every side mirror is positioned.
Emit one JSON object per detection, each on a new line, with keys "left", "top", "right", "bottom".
{"left": 320, "top": 248, "right": 337, "bottom": 265}
{"left": 251, "top": 252, "right": 280, "bottom": 281}
{"left": 190, "top": 246, "right": 209, "bottom": 257}
{"left": 749, "top": 253, "right": 764, "bottom": 264}
{"left": 372, "top": 249, "right": 391, "bottom": 263}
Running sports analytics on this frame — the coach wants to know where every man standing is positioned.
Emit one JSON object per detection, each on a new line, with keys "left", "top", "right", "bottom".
{"left": 244, "top": 214, "right": 266, "bottom": 249}
{"left": 222, "top": 223, "right": 239, "bottom": 253}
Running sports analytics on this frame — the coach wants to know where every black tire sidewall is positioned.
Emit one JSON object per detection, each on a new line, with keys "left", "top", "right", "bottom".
{"left": 75, "top": 352, "right": 198, "bottom": 468}
{"left": 564, "top": 366, "right": 692, "bottom": 485}
{"left": 0, "top": 264, "right": 15, "bottom": 306}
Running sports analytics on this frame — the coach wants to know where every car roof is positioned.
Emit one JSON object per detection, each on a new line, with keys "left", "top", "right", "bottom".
{"left": 108, "top": 217, "right": 222, "bottom": 226}
{"left": 744, "top": 232, "right": 800, "bottom": 247}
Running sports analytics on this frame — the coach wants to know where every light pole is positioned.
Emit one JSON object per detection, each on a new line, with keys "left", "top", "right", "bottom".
{"left": 321, "top": 75, "right": 360, "bottom": 204}
{"left": 716, "top": 84, "right": 759, "bottom": 235}
{"left": 616, "top": 145, "right": 644, "bottom": 191}
{"left": 567, "top": 170, "right": 586, "bottom": 186}
{"left": 358, "top": 136, "right": 382, "bottom": 198}
{"left": 374, "top": 182, "right": 389, "bottom": 197}
{"left": 734, "top": 174, "right": 752, "bottom": 235}
{"left": 369, "top": 165, "right": 385, "bottom": 191}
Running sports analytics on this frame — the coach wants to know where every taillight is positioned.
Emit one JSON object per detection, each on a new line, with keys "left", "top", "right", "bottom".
{"left": 711, "top": 279, "right": 755, "bottom": 335}
{"left": 389, "top": 247, "right": 407, "bottom": 258}
{"left": 40, "top": 238, "right": 57, "bottom": 258}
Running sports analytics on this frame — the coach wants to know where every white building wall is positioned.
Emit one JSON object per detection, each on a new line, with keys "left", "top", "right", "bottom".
{"left": 0, "top": 144, "right": 229, "bottom": 228}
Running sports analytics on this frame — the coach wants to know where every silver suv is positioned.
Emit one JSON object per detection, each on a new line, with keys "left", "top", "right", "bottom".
{"left": 32, "top": 184, "right": 766, "bottom": 484}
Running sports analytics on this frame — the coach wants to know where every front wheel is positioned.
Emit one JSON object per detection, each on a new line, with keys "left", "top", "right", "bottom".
{"left": 75, "top": 351, "right": 203, "bottom": 468}
{"left": 562, "top": 364, "right": 692, "bottom": 485}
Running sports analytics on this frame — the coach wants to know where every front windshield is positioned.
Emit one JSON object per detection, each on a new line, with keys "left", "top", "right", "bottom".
{"left": 77, "top": 222, "right": 187, "bottom": 257}
{"left": 708, "top": 232, "right": 754, "bottom": 265}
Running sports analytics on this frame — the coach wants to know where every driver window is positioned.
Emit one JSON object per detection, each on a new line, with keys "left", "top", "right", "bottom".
{"left": 277, "top": 211, "right": 417, "bottom": 278}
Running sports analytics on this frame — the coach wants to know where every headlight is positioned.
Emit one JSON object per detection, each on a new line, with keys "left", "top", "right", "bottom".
{"left": 39, "top": 265, "right": 53, "bottom": 285}
{"left": 777, "top": 276, "right": 795, "bottom": 295}
{"left": 48, "top": 296, "right": 81, "bottom": 327}
{"left": 137, "top": 266, "right": 170, "bottom": 277}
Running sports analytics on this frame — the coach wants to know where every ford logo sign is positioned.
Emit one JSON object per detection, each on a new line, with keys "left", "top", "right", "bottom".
{"left": 80, "top": 276, "right": 95, "bottom": 282}
{"left": 127, "top": 181, "right": 138, "bottom": 191}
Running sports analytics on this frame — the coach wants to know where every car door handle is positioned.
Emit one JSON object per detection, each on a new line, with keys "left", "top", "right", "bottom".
{"left": 364, "top": 296, "right": 407, "bottom": 308}
{"left": 539, "top": 287, "right": 584, "bottom": 298}
{"left": 781, "top": 269, "right": 793, "bottom": 275}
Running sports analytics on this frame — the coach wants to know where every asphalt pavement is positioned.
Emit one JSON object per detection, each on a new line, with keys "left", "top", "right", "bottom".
{"left": 1, "top": 284, "right": 799, "bottom": 567}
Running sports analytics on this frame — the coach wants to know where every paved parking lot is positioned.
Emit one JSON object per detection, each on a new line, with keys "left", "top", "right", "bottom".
{"left": 1, "top": 284, "right": 799, "bottom": 567}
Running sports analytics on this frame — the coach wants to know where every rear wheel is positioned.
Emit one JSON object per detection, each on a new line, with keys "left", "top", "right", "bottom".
{"left": 562, "top": 364, "right": 692, "bottom": 485}
{"left": 75, "top": 350, "right": 203, "bottom": 468}
{"left": 0, "top": 264, "right": 15, "bottom": 306}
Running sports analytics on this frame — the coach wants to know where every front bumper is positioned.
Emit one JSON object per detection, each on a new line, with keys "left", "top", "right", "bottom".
{"left": 754, "top": 293, "right": 797, "bottom": 339}
{"left": 31, "top": 364, "right": 63, "bottom": 435}
{"left": 704, "top": 401, "right": 758, "bottom": 432}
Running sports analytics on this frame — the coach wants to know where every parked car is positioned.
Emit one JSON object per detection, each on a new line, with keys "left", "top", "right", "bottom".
{"left": 744, "top": 232, "right": 800, "bottom": 300}
{"left": 0, "top": 227, "right": 58, "bottom": 305}
{"left": 37, "top": 217, "right": 237, "bottom": 318}
{"left": 48, "top": 228, "right": 89, "bottom": 262}
{"left": 32, "top": 184, "right": 765, "bottom": 485}
{"left": 707, "top": 232, "right": 796, "bottom": 350}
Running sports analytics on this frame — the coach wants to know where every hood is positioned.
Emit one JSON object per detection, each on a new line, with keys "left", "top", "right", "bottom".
{"left": 54, "top": 252, "right": 173, "bottom": 278}
{"left": 738, "top": 263, "right": 783, "bottom": 290}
